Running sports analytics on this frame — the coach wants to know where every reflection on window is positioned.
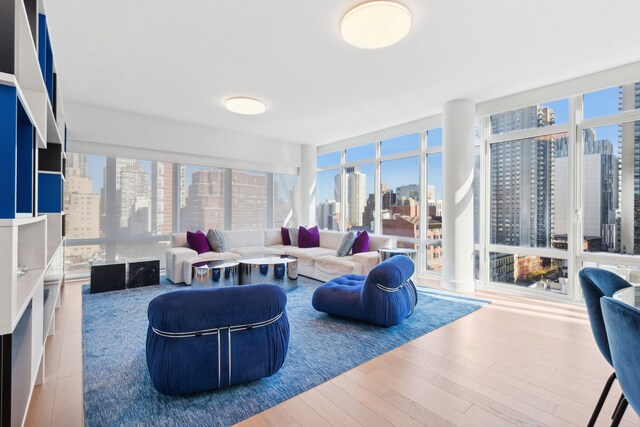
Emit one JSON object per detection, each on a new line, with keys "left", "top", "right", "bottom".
{"left": 381, "top": 133, "right": 420, "bottom": 156}
{"left": 180, "top": 165, "right": 225, "bottom": 232}
{"left": 381, "top": 157, "right": 419, "bottom": 237}
{"left": 232, "top": 170, "right": 268, "bottom": 230}
{"left": 490, "top": 133, "right": 568, "bottom": 249}
{"left": 490, "top": 99, "right": 568, "bottom": 135}
{"left": 345, "top": 164, "right": 374, "bottom": 232}
{"left": 490, "top": 252, "right": 568, "bottom": 295}
{"left": 346, "top": 144, "right": 375, "bottom": 162}
{"left": 274, "top": 174, "right": 298, "bottom": 227}
{"left": 584, "top": 82, "right": 640, "bottom": 120}
{"left": 582, "top": 122, "right": 640, "bottom": 255}
{"left": 316, "top": 169, "right": 341, "bottom": 231}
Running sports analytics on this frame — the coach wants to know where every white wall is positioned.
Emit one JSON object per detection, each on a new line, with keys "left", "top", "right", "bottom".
{"left": 65, "top": 102, "right": 302, "bottom": 175}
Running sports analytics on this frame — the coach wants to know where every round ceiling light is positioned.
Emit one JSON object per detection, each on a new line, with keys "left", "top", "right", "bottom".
{"left": 341, "top": 1, "right": 412, "bottom": 49}
{"left": 224, "top": 97, "right": 266, "bottom": 115}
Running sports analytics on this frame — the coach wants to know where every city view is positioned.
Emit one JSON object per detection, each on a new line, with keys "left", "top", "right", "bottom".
{"left": 64, "top": 158, "right": 293, "bottom": 273}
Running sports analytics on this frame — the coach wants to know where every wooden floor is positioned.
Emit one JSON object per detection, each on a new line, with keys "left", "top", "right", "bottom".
{"left": 25, "top": 280, "right": 640, "bottom": 427}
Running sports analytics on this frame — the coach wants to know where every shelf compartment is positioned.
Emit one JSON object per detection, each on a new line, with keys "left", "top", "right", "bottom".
{"left": 37, "top": 172, "right": 63, "bottom": 213}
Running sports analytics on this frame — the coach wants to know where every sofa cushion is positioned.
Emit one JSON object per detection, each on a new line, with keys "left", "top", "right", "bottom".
{"left": 280, "top": 227, "right": 291, "bottom": 245}
{"left": 171, "top": 233, "right": 188, "bottom": 248}
{"left": 264, "top": 228, "right": 283, "bottom": 247}
{"left": 206, "top": 229, "right": 228, "bottom": 252}
{"left": 315, "top": 255, "right": 363, "bottom": 278}
{"left": 224, "top": 230, "right": 265, "bottom": 249}
{"left": 368, "top": 234, "right": 393, "bottom": 251}
{"left": 319, "top": 230, "right": 344, "bottom": 250}
{"left": 299, "top": 226, "right": 320, "bottom": 248}
{"left": 230, "top": 246, "right": 286, "bottom": 257}
{"left": 288, "top": 227, "right": 299, "bottom": 246}
{"left": 187, "top": 230, "right": 211, "bottom": 254}
{"left": 352, "top": 251, "right": 381, "bottom": 276}
{"left": 336, "top": 231, "right": 356, "bottom": 257}
{"left": 284, "top": 247, "right": 335, "bottom": 270}
{"left": 352, "top": 231, "right": 370, "bottom": 254}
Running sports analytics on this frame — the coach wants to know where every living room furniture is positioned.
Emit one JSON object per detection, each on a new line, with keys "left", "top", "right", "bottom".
{"left": 578, "top": 268, "right": 632, "bottom": 426}
{"left": 90, "top": 260, "right": 126, "bottom": 294}
{"left": 146, "top": 284, "right": 289, "bottom": 395}
{"left": 239, "top": 255, "right": 298, "bottom": 291}
{"left": 127, "top": 257, "right": 160, "bottom": 288}
{"left": 191, "top": 260, "right": 240, "bottom": 287}
{"left": 312, "top": 255, "right": 418, "bottom": 327}
{"left": 601, "top": 297, "right": 640, "bottom": 426}
{"left": 166, "top": 228, "right": 395, "bottom": 285}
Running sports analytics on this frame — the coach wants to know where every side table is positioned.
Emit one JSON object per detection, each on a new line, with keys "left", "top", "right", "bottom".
{"left": 127, "top": 257, "right": 160, "bottom": 288}
{"left": 90, "top": 260, "right": 126, "bottom": 293}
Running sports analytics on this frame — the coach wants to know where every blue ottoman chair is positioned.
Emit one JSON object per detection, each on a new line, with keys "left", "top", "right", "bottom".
{"left": 312, "top": 255, "right": 417, "bottom": 327}
{"left": 146, "top": 284, "right": 289, "bottom": 395}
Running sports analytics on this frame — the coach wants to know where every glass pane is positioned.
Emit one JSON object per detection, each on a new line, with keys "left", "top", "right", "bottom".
{"left": 64, "top": 153, "right": 105, "bottom": 239}
{"left": 381, "top": 133, "right": 420, "bottom": 156}
{"left": 65, "top": 243, "right": 106, "bottom": 275}
{"left": 150, "top": 162, "right": 174, "bottom": 236}
{"left": 180, "top": 165, "right": 225, "bottom": 232}
{"left": 346, "top": 144, "right": 375, "bottom": 162}
{"left": 113, "top": 158, "right": 154, "bottom": 237}
{"left": 581, "top": 261, "right": 640, "bottom": 285}
{"left": 427, "top": 128, "right": 442, "bottom": 147}
{"left": 584, "top": 82, "right": 640, "bottom": 119}
{"left": 381, "top": 156, "right": 419, "bottom": 237}
{"left": 581, "top": 122, "right": 640, "bottom": 254}
{"left": 490, "top": 133, "right": 569, "bottom": 249}
{"left": 316, "top": 169, "right": 341, "bottom": 231}
{"left": 490, "top": 99, "right": 569, "bottom": 134}
{"left": 317, "top": 151, "right": 340, "bottom": 168}
{"left": 490, "top": 252, "right": 568, "bottom": 295}
{"left": 345, "top": 164, "right": 374, "bottom": 232}
{"left": 115, "top": 241, "right": 170, "bottom": 269}
{"left": 274, "top": 173, "right": 298, "bottom": 227}
{"left": 426, "top": 153, "right": 442, "bottom": 272}
{"left": 232, "top": 170, "right": 268, "bottom": 230}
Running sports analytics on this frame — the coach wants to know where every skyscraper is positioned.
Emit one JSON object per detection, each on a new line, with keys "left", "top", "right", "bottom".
{"left": 618, "top": 82, "right": 640, "bottom": 253}
{"left": 490, "top": 105, "right": 560, "bottom": 247}
{"left": 344, "top": 166, "right": 367, "bottom": 229}
{"left": 151, "top": 162, "right": 174, "bottom": 235}
{"left": 117, "top": 163, "right": 151, "bottom": 235}
{"left": 231, "top": 170, "right": 268, "bottom": 230}
{"left": 180, "top": 168, "right": 225, "bottom": 232}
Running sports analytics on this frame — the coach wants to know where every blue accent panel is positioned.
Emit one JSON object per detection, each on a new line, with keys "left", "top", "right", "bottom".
{"left": 38, "top": 173, "right": 62, "bottom": 213}
{"left": 45, "top": 32, "right": 53, "bottom": 103}
{"left": 0, "top": 85, "right": 17, "bottom": 218}
{"left": 16, "top": 100, "right": 33, "bottom": 214}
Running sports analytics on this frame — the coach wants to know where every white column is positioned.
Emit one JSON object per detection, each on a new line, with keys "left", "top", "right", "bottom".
{"left": 442, "top": 99, "right": 475, "bottom": 292}
{"left": 299, "top": 145, "right": 317, "bottom": 227}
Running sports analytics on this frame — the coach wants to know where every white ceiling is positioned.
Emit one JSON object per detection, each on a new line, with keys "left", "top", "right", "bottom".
{"left": 46, "top": 0, "right": 640, "bottom": 146}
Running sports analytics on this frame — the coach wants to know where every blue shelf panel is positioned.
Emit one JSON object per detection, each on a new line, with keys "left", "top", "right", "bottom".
{"left": 0, "top": 84, "right": 35, "bottom": 218}
{"left": 38, "top": 172, "right": 62, "bottom": 213}
{"left": 38, "top": 14, "right": 54, "bottom": 104}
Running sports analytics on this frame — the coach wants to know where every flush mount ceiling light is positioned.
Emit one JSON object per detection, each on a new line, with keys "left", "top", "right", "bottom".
{"left": 341, "top": 1, "right": 412, "bottom": 49}
{"left": 224, "top": 97, "right": 266, "bottom": 115}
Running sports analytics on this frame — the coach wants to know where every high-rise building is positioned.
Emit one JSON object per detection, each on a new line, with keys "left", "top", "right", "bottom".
{"left": 151, "top": 162, "right": 174, "bottom": 236}
{"left": 232, "top": 170, "right": 268, "bottom": 230}
{"left": 316, "top": 200, "right": 340, "bottom": 230}
{"left": 180, "top": 169, "right": 225, "bottom": 231}
{"left": 619, "top": 82, "right": 640, "bottom": 253}
{"left": 117, "top": 163, "right": 151, "bottom": 235}
{"left": 490, "top": 105, "right": 559, "bottom": 247}
{"left": 344, "top": 166, "right": 367, "bottom": 229}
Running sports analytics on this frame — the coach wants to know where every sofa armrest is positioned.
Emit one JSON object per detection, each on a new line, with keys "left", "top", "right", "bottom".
{"left": 166, "top": 247, "right": 197, "bottom": 284}
{"left": 352, "top": 251, "right": 381, "bottom": 276}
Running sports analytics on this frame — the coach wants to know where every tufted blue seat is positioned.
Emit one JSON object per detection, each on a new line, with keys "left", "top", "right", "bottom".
{"left": 146, "top": 284, "right": 289, "bottom": 395}
{"left": 312, "top": 255, "right": 417, "bottom": 327}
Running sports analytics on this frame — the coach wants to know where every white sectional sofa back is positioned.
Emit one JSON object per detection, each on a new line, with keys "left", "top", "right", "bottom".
{"left": 165, "top": 228, "right": 395, "bottom": 285}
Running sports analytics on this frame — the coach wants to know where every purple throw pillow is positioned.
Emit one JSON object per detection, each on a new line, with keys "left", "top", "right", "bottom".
{"left": 351, "top": 230, "right": 370, "bottom": 254}
{"left": 186, "top": 230, "right": 211, "bottom": 254}
{"left": 281, "top": 227, "right": 291, "bottom": 246}
{"left": 298, "top": 225, "right": 320, "bottom": 248}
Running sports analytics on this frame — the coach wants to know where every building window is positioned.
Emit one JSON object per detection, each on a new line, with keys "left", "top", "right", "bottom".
{"left": 231, "top": 170, "right": 268, "bottom": 230}
{"left": 380, "top": 156, "right": 420, "bottom": 238}
{"left": 344, "top": 164, "right": 374, "bottom": 232}
{"left": 273, "top": 173, "right": 298, "bottom": 228}
{"left": 180, "top": 165, "right": 225, "bottom": 232}
{"left": 381, "top": 133, "right": 420, "bottom": 156}
{"left": 490, "top": 99, "right": 568, "bottom": 135}
{"left": 316, "top": 169, "right": 341, "bottom": 231}
{"left": 425, "top": 152, "right": 442, "bottom": 272}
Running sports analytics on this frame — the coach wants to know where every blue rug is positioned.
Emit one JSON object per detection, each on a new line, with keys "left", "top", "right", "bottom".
{"left": 82, "top": 276, "right": 489, "bottom": 426}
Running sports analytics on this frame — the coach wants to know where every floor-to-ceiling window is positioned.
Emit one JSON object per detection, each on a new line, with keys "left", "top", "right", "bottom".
{"left": 316, "top": 151, "right": 342, "bottom": 231}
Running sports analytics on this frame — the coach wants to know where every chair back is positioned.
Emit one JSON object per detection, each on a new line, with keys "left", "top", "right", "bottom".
{"left": 579, "top": 268, "right": 631, "bottom": 365}
{"left": 601, "top": 297, "right": 640, "bottom": 416}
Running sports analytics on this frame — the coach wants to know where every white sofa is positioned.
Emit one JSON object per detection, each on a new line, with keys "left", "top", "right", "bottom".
{"left": 165, "top": 229, "right": 394, "bottom": 285}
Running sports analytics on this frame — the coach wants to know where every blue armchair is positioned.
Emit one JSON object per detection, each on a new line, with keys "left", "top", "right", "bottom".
{"left": 312, "top": 255, "right": 418, "bottom": 327}
{"left": 146, "top": 284, "right": 289, "bottom": 395}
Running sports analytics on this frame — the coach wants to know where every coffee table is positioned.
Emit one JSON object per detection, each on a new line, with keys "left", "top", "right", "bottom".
{"left": 192, "top": 260, "right": 240, "bottom": 288}
{"left": 238, "top": 255, "right": 298, "bottom": 291}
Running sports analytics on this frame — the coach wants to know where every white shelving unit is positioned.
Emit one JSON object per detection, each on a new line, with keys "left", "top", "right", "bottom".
{"left": 0, "top": 0, "right": 67, "bottom": 425}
